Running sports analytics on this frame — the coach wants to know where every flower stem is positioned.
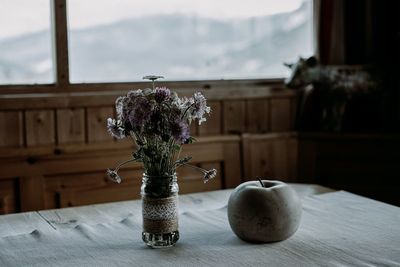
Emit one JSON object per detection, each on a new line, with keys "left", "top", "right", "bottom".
{"left": 257, "top": 177, "right": 265, "bottom": 187}
{"left": 114, "top": 158, "right": 136, "bottom": 172}
{"left": 181, "top": 162, "right": 207, "bottom": 174}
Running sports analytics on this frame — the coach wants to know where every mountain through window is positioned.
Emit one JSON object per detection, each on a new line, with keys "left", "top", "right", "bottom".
{"left": 68, "top": 0, "right": 313, "bottom": 83}
{"left": 0, "top": 0, "right": 54, "bottom": 85}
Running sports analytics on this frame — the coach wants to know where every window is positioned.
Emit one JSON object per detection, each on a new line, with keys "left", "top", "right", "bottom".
{"left": 0, "top": 0, "right": 54, "bottom": 85}
{"left": 0, "top": 0, "right": 313, "bottom": 87}
{"left": 67, "top": 0, "right": 313, "bottom": 83}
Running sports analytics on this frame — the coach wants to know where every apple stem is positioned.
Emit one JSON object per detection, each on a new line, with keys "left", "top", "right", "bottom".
{"left": 257, "top": 177, "right": 265, "bottom": 187}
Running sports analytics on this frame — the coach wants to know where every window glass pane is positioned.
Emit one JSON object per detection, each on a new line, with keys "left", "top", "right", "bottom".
{"left": 0, "top": 0, "right": 54, "bottom": 85}
{"left": 68, "top": 0, "right": 313, "bottom": 83}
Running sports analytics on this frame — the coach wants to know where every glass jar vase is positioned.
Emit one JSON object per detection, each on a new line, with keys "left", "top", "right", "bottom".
{"left": 141, "top": 173, "right": 179, "bottom": 248}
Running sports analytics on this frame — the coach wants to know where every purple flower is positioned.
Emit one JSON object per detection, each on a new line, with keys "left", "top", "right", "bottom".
{"left": 192, "top": 92, "right": 211, "bottom": 124}
{"left": 129, "top": 97, "right": 153, "bottom": 129}
{"left": 171, "top": 120, "right": 190, "bottom": 144}
{"left": 106, "top": 84, "right": 214, "bottom": 179}
{"left": 107, "top": 118, "right": 126, "bottom": 139}
{"left": 154, "top": 87, "right": 171, "bottom": 103}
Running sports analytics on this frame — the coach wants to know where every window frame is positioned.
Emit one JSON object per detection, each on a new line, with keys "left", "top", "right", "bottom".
{"left": 0, "top": 0, "right": 309, "bottom": 95}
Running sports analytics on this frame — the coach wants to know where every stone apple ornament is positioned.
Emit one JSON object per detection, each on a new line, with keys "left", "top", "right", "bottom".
{"left": 227, "top": 178, "right": 302, "bottom": 243}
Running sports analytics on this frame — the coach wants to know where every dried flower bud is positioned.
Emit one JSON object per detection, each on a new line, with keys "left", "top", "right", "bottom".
{"left": 143, "top": 75, "right": 164, "bottom": 81}
{"left": 203, "top": 168, "right": 217, "bottom": 183}
{"left": 106, "top": 169, "right": 122, "bottom": 183}
{"left": 154, "top": 87, "right": 171, "bottom": 103}
{"left": 107, "top": 118, "right": 126, "bottom": 139}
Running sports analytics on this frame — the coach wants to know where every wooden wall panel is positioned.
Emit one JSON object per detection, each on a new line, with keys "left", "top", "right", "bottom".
{"left": 25, "top": 110, "right": 55, "bottom": 147}
{"left": 282, "top": 138, "right": 298, "bottom": 180}
{"left": 244, "top": 139, "right": 271, "bottom": 179}
{"left": 57, "top": 108, "right": 85, "bottom": 144}
{"left": 246, "top": 99, "right": 269, "bottom": 133}
{"left": 0, "top": 111, "right": 24, "bottom": 148}
{"left": 223, "top": 142, "right": 243, "bottom": 188}
{"left": 199, "top": 101, "right": 222, "bottom": 136}
{"left": 30, "top": 136, "right": 241, "bottom": 209}
{"left": 223, "top": 100, "right": 246, "bottom": 134}
{"left": 270, "top": 98, "right": 292, "bottom": 132}
{"left": 0, "top": 179, "right": 17, "bottom": 214}
{"left": 242, "top": 134, "right": 298, "bottom": 182}
{"left": 297, "top": 135, "right": 400, "bottom": 206}
{"left": 48, "top": 168, "right": 142, "bottom": 208}
{"left": 2, "top": 96, "right": 294, "bottom": 148}
{"left": 0, "top": 89, "right": 297, "bottom": 213}
{"left": 45, "top": 172, "right": 106, "bottom": 209}
{"left": 297, "top": 140, "right": 317, "bottom": 183}
{"left": 19, "top": 175, "right": 45, "bottom": 212}
{"left": 290, "top": 96, "right": 298, "bottom": 130}
{"left": 49, "top": 162, "right": 224, "bottom": 208}
{"left": 59, "top": 185, "right": 140, "bottom": 208}
{"left": 86, "top": 107, "right": 114, "bottom": 143}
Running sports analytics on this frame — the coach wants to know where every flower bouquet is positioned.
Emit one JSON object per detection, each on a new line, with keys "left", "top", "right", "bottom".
{"left": 106, "top": 76, "right": 216, "bottom": 248}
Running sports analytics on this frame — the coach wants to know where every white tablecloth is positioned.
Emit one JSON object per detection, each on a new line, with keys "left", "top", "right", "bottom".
{"left": 0, "top": 186, "right": 399, "bottom": 266}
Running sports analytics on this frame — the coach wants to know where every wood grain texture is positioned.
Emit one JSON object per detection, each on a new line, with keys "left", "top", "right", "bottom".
{"left": 297, "top": 140, "right": 317, "bottom": 183}
{"left": 198, "top": 101, "right": 222, "bottom": 136}
{"left": 270, "top": 98, "right": 292, "bottom": 132}
{"left": 0, "top": 179, "right": 17, "bottom": 214}
{"left": 86, "top": 107, "right": 114, "bottom": 143}
{"left": 290, "top": 96, "right": 298, "bottom": 130}
{"left": 19, "top": 176, "right": 45, "bottom": 212}
{"left": 0, "top": 79, "right": 287, "bottom": 99}
{"left": 179, "top": 162, "right": 222, "bottom": 194}
{"left": 0, "top": 111, "right": 24, "bottom": 147}
{"left": 55, "top": 162, "right": 223, "bottom": 208}
{"left": 246, "top": 99, "right": 269, "bottom": 133}
{"left": 25, "top": 110, "right": 55, "bottom": 147}
{"left": 0, "top": 135, "right": 241, "bottom": 211}
{"left": 0, "top": 139, "right": 237, "bottom": 179}
{"left": 45, "top": 172, "right": 109, "bottom": 209}
{"left": 223, "top": 142, "right": 243, "bottom": 188}
{"left": 223, "top": 100, "right": 246, "bottom": 134}
{"left": 50, "top": 167, "right": 143, "bottom": 208}
{"left": 59, "top": 186, "right": 140, "bottom": 208}
{"left": 52, "top": 0, "right": 69, "bottom": 86}
{"left": 56, "top": 108, "right": 85, "bottom": 144}
{"left": 242, "top": 134, "right": 298, "bottom": 182}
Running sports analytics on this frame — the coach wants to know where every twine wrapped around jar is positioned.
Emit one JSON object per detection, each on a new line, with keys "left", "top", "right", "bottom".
{"left": 141, "top": 173, "right": 180, "bottom": 248}
{"left": 142, "top": 196, "right": 178, "bottom": 233}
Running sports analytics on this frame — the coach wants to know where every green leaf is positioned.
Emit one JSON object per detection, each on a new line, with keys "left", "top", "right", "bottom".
{"left": 186, "top": 136, "right": 196, "bottom": 144}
